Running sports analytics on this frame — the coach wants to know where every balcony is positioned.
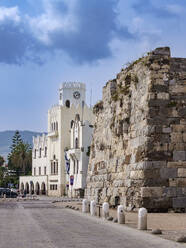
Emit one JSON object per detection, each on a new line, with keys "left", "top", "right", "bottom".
{"left": 48, "top": 130, "right": 59, "bottom": 138}
{"left": 67, "top": 148, "right": 81, "bottom": 160}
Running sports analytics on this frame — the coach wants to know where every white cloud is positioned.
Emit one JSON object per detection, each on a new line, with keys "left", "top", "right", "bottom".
{"left": 27, "top": 0, "right": 78, "bottom": 45}
{"left": 0, "top": 6, "right": 20, "bottom": 23}
{"left": 129, "top": 17, "right": 162, "bottom": 36}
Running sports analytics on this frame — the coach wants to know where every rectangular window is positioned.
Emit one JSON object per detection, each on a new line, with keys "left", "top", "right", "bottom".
{"left": 50, "top": 184, "right": 58, "bottom": 190}
{"left": 39, "top": 167, "right": 41, "bottom": 175}
{"left": 44, "top": 166, "right": 46, "bottom": 175}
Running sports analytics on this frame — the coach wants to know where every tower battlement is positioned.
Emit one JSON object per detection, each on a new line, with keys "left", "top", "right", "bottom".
{"left": 60, "top": 82, "right": 86, "bottom": 90}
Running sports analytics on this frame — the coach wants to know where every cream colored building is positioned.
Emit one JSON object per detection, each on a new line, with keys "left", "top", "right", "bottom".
{"left": 19, "top": 82, "right": 94, "bottom": 197}
{"left": 66, "top": 115, "right": 93, "bottom": 198}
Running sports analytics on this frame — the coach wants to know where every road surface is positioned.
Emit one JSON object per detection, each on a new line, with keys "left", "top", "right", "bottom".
{"left": 0, "top": 199, "right": 184, "bottom": 248}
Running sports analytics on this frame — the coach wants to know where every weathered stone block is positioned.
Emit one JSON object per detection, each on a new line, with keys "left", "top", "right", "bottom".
{"left": 183, "top": 134, "right": 186, "bottom": 143}
{"left": 171, "top": 133, "right": 183, "bottom": 143}
{"left": 142, "top": 197, "right": 172, "bottom": 210}
{"left": 163, "top": 187, "right": 183, "bottom": 197}
{"left": 176, "top": 178, "right": 186, "bottom": 187}
{"left": 153, "top": 47, "right": 170, "bottom": 56}
{"left": 168, "top": 162, "right": 186, "bottom": 168}
{"left": 173, "top": 151, "right": 186, "bottom": 161}
{"left": 178, "top": 168, "right": 186, "bottom": 177}
{"left": 141, "top": 187, "right": 163, "bottom": 198}
{"left": 130, "top": 170, "right": 144, "bottom": 179}
{"left": 157, "top": 93, "right": 169, "bottom": 100}
{"left": 173, "top": 197, "right": 186, "bottom": 208}
{"left": 172, "top": 125, "right": 186, "bottom": 132}
{"left": 160, "top": 168, "right": 177, "bottom": 179}
{"left": 162, "top": 127, "right": 171, "bottom": 133}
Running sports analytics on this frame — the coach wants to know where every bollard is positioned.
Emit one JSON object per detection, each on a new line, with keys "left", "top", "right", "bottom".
{"left": 117, "top": 205, "right": 125, "bottom": 224}
{"left": 3, "top": 194, "right": 6, "bottom": 200}
{"left": 138, "top": 208, "right": 147, "bottom": 230}
{"left": 90, "top": 200, "right": 96, "bottom": 216}
{"left": 82, "top": 199, "right": 89, "bottom": 213}
{"left": 102, "top": 202, "right": 109, "bottom": 219}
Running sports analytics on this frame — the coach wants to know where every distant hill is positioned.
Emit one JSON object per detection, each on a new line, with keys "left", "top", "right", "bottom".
{"left": 0, "top": 130, "right": 46, "bottom": 159}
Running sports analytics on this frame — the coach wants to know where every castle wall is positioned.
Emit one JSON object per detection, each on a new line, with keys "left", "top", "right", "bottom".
{"left": 85, "top": 47, "right": 186, "bottom": 211}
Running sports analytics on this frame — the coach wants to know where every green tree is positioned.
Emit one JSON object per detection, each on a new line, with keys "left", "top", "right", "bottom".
{"left": 8, "top": 131, "right": 32, "bottom": 177}
{"left": 10, "top": 130, "right": 23, "bottom": 153}
{"left": 0, "top": 156, "right": 5, "bottom": 166}
{"left": 0, "top": 167, "right": 6, "bottom": 187}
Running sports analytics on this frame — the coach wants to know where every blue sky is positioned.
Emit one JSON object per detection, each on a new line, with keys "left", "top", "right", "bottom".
{"left": 0, "top": 0, "right": 186, "bottom": 132}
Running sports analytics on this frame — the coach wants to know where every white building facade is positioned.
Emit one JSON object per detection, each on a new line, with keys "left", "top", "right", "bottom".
{"left": 19, "top": 82, "right": 94, "bottom": 197}
{"left": 66, "top": 115, "right": 93, "bottom": 198}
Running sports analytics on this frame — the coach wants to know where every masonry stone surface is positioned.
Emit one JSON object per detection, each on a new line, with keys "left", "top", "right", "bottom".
{"left": 85, "top": 47, "right": 186, "bottom": 211}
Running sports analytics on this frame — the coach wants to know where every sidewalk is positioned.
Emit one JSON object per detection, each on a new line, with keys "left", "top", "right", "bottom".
{"left": 53, "top": 199, "right": 186, "bottom": 243}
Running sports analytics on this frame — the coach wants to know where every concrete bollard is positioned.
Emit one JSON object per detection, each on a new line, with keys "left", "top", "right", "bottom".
{"left": 138, "top": 208, "right": 147, "bottom": 230}
{"left": 90, "top": 200, "right": 96, "bottom": 216}
{"left": 82, "top": 199, "right": 89, "bottom": 213}
{"left": 117, "top": 205, "right": 125, "bottom": 224}
{"left": 3, "top": 194, "right": 6, "bottom": 199}
{"left": 102, "top": 202, "right": 109, "bottom": 219}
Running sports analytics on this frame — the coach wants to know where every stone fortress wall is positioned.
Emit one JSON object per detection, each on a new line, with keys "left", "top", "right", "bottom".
{"left": 85, "top": 47, "right": 186, "bottom": 211}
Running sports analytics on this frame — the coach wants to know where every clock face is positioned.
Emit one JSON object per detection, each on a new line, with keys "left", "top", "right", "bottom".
{"left": 73, "top": 91, "right": 81, "bottom": 99}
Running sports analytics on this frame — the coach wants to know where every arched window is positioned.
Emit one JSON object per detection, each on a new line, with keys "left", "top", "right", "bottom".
{"left": 56, "top": 122, "right": 58, "bottom": 131}
{"left": 44, "top": 147, "right": 47, "bottom": 157}
{"left": 75, "top": 138, "right": 79, "bottom": 149}
{"left": 66, "top": 100, "right": 70, "bottom": 108}
{"left": 54, "top": 122, "right": 56, "bottom": 130}
{"left": 73, "top": 160, "right": 75, "bottom": 174}
{"left": 39, "top": 148, "right": 42, "bottom": 158}
{"left": 71, "top": 120, "right": 74, "bottom": 128}
{"left": 51, "top": 162, "right": 53, "bottom": 174}
{"left": 56, "top": 161, "right": 58, "bottom": 174}
{"left": 75, "top": 114, "right": 80, "bottom": 121}
{"left": 53, "top": 162, "right": 56, "bottom": 174}
{"left": 34, "top": 149, "right": 36, "bottom": 159}
{"left": 77, "top": 160, "right": 79, "bottom": 174}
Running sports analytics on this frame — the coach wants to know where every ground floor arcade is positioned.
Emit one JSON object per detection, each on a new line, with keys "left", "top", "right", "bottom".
{"left": 19, "top": 176, "right": 48, "bottom": 195}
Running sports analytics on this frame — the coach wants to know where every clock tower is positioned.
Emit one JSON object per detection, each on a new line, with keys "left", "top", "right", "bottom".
{"left": 59, "top": 82, "right": 86, "bottom": 107}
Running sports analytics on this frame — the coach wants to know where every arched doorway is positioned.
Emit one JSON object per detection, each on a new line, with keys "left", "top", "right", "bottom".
{"left": 25, "top": 182, "right": 29, "bottom": 194}
{"left": 30, "top": 182, "right": 34, "bottom": 195}
{"left": 75, "top": 138, "right": 79, "bottom": 149}
{"left": 21, "top": 183, "right": 24, "bottom": 194}
{"left": 65, "top": 100, "right": 70, "bottom": 108}
{"left": 41, "top": 182, "right": 46, "bottom": 195}
{"left": 35, "top": 182, "right": 40, "bottom": 195}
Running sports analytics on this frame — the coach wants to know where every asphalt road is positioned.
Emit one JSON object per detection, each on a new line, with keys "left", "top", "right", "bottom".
{"left": 0, "top": 199, "right": 185, "bottom": 248}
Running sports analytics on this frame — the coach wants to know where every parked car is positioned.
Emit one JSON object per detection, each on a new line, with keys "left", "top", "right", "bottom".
{"left": 0, "top": 188, "right": 18, "bottom": 198}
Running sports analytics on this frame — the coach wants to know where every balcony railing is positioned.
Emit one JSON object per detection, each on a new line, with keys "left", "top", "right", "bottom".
{"left": 48, "top": 130, "right": 59, "bottom": 138}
